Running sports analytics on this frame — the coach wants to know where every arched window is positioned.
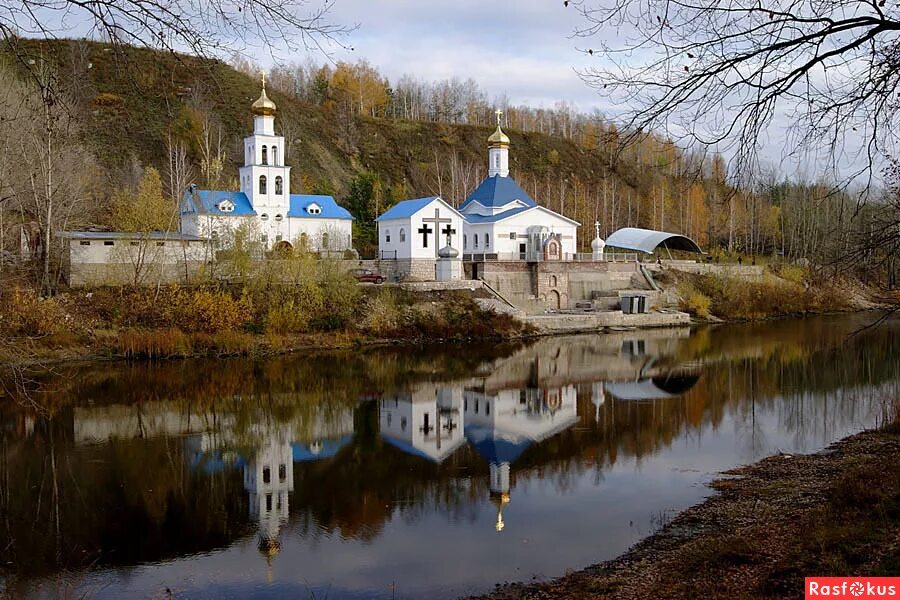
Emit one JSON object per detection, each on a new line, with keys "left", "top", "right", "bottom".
{"left": 463, "top": 234, "right": 467, "bottom": 248}
{"left": 550, "top": 275, "right": 557, "bottom": 287}
{"left": 300, "top": 232, "right": 308, "bottom": 248}
{"left": 385, "top": 229, "right": 391, "bottom": 243}
{"left": 474, "top": 234, "right": 479, "bottom": 248}
{"left": 495, "top": 154, "right": 500, "bottom": 168}
{"left": 275, "top": 176, "right": 283, "bottom": 195}
{"left": 322, "top": 232, "right": 329, "bottom": 249}
{"left": 400, "top": 228, "right": 406, "bottom": 242}
{"left": 259, "top": 175, "right": 267, "bottom": 194}
{"left": 261, "top": 145, "right": 268, "bottom": 165}
{"left": 272, "top": 146, "right": 278, "bottom": 165}
{"left": 485, "top": 233, "right": 490, "bottom": 248}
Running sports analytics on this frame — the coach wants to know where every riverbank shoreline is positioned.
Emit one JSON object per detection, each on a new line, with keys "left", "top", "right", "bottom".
{"left": 469, "top": 424, "right": 900, "bottom": 600}
{"left": 2, "top": 305, "right": 891, "bottom": 373}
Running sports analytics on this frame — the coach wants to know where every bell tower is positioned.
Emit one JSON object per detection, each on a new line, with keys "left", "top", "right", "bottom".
{"left": 487, "top": 110, "right": 510, "bottom": 178}
{"left": 238, "top": 72, "right": 292, "bottom": 226}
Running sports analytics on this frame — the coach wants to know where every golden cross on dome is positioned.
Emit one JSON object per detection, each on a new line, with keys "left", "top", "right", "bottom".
{"left": 495, "top": 109, "right": 503, "bottom": 127}
{"left": 260, "top": 70, "right": 266, "bottom": 89}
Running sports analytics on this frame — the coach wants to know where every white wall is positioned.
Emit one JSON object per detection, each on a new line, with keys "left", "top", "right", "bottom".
{"left": 378, "top": 199, "right": 464, "bottom": 260}
{"left": 462, "top": 208, "right": 578, "bottom": 256}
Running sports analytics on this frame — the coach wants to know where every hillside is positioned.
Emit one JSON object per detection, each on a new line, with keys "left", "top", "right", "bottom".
{"left": 3, "top": 39, "right": 658, "bottom": 246}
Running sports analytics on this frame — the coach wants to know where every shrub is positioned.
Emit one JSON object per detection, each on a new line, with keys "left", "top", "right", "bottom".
{"left": 1, "top": 288, "right": 68, "bottom": 337}
{"left": 265, "top": 300, "right": 311, "bottom": 335}
{"left": 360, "top": 288, "right": 402, "bottom": 334}
{"left": 677, "top": 282, "right": 712, "bottom": 318}
{"left": 161, "top": 287, "right": 253, "bottom": 333}
{"left": 118, "top": 328, "right": 192, "bottom": 359}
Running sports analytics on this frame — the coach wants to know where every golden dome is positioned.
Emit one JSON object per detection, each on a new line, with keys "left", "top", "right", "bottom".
{"left": 488, "top": 125, "right": 510, "bottom": 147}
{"left": 252, "top": 73, "right": 277, "bottom": 116}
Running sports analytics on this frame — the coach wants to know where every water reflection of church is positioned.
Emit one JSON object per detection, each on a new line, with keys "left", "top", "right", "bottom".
{"left": 380, "top": 382, "right": 579, "bottom": 532}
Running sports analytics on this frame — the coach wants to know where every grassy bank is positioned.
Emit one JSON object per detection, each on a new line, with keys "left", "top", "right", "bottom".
{"left": 663, "top": 267, "right": 876, "bottom": 321}
{"left": 472, "top": 410, "right": 900, "bottom": 600}
{"left": 0, "top": 281, "right": 530, "bottom": 366}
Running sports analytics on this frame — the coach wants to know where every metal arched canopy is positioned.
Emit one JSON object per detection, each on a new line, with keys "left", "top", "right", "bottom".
{"left": 605, "top": 227, "right": 703, "bottom": 254}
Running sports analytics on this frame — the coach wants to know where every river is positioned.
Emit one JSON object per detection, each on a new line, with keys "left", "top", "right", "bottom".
{"left": 1, "top": 313, "right": 899, "bottom": 599}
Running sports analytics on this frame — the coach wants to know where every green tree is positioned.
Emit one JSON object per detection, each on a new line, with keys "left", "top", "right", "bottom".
{"left": 112, "top": 167, "right": 173, "bottom": 232}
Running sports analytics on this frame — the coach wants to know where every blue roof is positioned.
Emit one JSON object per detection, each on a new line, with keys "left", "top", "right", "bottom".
{"left": 291, "top": 435, "right": 353, "bottom": 462}
{"left": 460, "top": 176, "right": 537, "bottom": 211}
{"left": 463, "top": 205, "right": 534, "bottom": 224}
{"left": 376, "top": 197, "right": 441, "bottom": 221}
{"left": 288, "top": 195, "right": 353, "bottom": 220}
{"left": 465, "top": 425, "right": 533, "bottom": 465}
{"left": 183, "top": 190, "right": 257, "bottom": 216}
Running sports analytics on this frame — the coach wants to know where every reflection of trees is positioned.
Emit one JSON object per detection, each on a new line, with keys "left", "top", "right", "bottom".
{"left": 0, "top": 315, "right": 898, "bottom": 588}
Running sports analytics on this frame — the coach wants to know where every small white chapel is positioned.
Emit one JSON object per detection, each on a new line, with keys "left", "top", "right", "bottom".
{"left": 180, "top": 75, "right": 354, "bottom": 253}
{"left": 376, "top": 112, "right": 580, "bottom": 279}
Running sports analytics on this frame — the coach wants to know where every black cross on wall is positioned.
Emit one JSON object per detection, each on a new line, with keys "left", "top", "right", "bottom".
{"left": 441, "top": 224, "right": 456, "bottom": 247}
{"left": 418, "top": 224, "right": 433, "bottom": 248}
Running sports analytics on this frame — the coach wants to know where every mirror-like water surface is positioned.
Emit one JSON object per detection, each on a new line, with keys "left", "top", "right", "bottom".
{"left": 2, "top": 313, "right": 899, "bottom": 599}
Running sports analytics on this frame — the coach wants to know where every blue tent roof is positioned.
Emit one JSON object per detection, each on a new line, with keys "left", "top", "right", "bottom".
{"left": 376, "top": 197, "right": 440, "bottom": 221}
{"left": 465, "top": 425, "right": 533, "bottom": 465}
{"left": 189, "top": 452, "right": 244, "bottom": 474}
{"left": 288, "top": 195, "right": 353, "bottom": 220}
{"left": 183, "top": 190, "right": 257, "bottom": 216}
{"left": 291, "top": 435, "right": 353, "bottom": 462}
{"left": 460, "top": 176, "right": 537, "bottom": 211}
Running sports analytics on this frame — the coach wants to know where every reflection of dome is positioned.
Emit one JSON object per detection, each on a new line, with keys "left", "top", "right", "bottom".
{"left": 490, "top": 492, "right": 510, "bottom": 532}
{"left": 310, "top": 440, "right": 323, "bottom": 455}
{"left": 438, "top": 245, "right": 459, "bottom": 259}
{"left": 258, "top": 537, "right": 281, "bottom": 558}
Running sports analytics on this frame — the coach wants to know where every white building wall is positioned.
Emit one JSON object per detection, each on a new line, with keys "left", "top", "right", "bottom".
{"left": 378, "top": 218, "right": 413, "bottom": 259}
{"left": 462, "top": 209, "right": 578, "bottom": 257}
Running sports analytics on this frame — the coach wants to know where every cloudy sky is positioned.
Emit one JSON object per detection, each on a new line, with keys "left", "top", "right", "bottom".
{"left": 268, "top": 0, "right": 602, "bottom": 111}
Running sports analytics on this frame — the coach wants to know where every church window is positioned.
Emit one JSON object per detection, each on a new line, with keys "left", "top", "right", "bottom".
{"left": 463, "top": 234, "right": 467, "bottom": 248}
{"left": 261, "top": 213, "right": 269, "bottom": 221}
{"left": 259, "top": 175, "right": 267, "bottom": 194}
{"left": 400, "top": 417, "right": 407, "bottom": 431}
{"left": 275, "top": 176, "right": 283, "bottom": 195}
{"left": 103, "top": 240, "right": 114, "bottom": 246}
{"left": 79, "top": 240, "right": 90, "bottom": 246}
{"left": 272, "top": 146, "right": 278, "bottom": 165}
{"left": 262, "top": 145, "right": 268, "bottom": 165}
{"left": 486, "top": 402, "right": 490, "bottom": 416}
{"left": 306, "top": 203, "right": 322, "bottom": 215}
{"left": 475, "top": 400, "right": 479, "bottom": 414}
{"left": 263, "top": 467, "right": 271, "bottom": 484}
{"left": 322, "top": 232, "right": 329, "bottom": 249}
{"left": 485, "top": 233, "right": 490, "bottom": 248}
{"left": 278, "top": 464, "right": 286, "bottom": 482}
{"left": 300, "top": 232, "right": 308, "bottom": 248}
{"left": 474, "top": 234, "right": 479, "bottom": 248}
{"left": 385, "top": 230, "right": 391, "bottom": 243}
{"left": 464, "top": 398, "right": 468, "bottom": 411}
{"left": 399, "top": 228, "right": 406, "bottom": 242}
{"left": 265, "top": 494, "right": 272, "bottom": 512}
{"left": 132, "top": 241, "right": 141, "bottom": 247}
{"left": 509, "top": 232, "right": 517, "bottom": 240}
{"left": 275, "top": 214, "right": 283, "bottom": 222}
{"left": 550, "top": 275, "right": 557, "bottom": 287}
{"left": 156, "top": 242, "right": 165, "bottom": 247}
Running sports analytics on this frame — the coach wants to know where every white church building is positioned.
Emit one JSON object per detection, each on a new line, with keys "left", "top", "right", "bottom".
{"left": 376, "top": 113, "right": 580, "bottom": 279}
{"left": 181, "top": 76, "right": 354, "bottom": 253}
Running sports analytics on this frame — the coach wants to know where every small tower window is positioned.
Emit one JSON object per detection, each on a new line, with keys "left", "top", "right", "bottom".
{"left": 262, "top": 467, "right": 271, "bottom": 484}
{"left": 261, "top": 213, "right": 269, "bottom": 221}
{"left": 278, "top": 464, "right": 286, "bottom": 481}
{"left": 399, "top": 228, "right": 406, "bottom": 242}
{"left": 274, "top": 214, "right": 283, "bottom": 222}
{"left": 261, "top": 145, "right": 268, "bottom": 165}
{"left": 385, "top": 229, "right": 391, "bottom": 243}
{"left": 259, "top": 175, "right": 267, "bottom": 194}
{"left": 272, "top": 146, "right": 278, "bottom": 165}
{"left": 474, "top": 234, "right": 479, "bottom": 248}
{"left": 495, "top": 154, "right": 500, "bottom": 168}
{"left": 485, "top": 233, "right": 490, "bottom": 248}
{"left": 275, "top": 176, "right": 283, "bottom": 195}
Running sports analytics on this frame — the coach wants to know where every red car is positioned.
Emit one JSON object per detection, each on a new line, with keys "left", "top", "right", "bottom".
{"left": 351, "top": 268, "right": 386, "bottom": 284}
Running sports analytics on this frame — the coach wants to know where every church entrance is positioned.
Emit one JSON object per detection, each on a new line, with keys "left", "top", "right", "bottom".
{"left": 549, "top": 290, "right": 561, "bottom": 310}
{"left": 274, "top": 240, "right": 293, "bottom": 253}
